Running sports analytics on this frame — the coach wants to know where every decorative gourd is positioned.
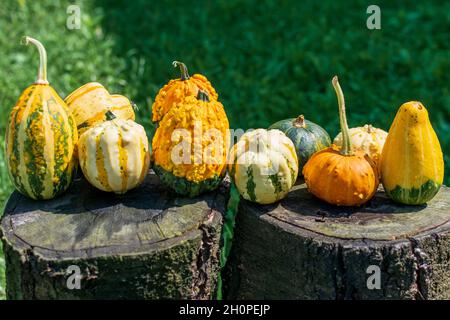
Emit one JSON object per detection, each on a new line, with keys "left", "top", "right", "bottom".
{"left": 65, "top": 82, "right": 135, "bottom": 136}
{"left": 269, "top": 115, "right": 331, "bottom": 174}
{"left": 151, "top": 61, "right": 218, "bottom": 122}
{"left": 5, "top": 37, "right": 78, "bottom": 200}
{"left": 152, "top": 90, "right": 229, "bottom": 197}
{"left": 334, "top": 124, "right": 387, "bottom": 168}
{"left": 380, "top": 101, "right": 444, "bottom": 205}
{"left": 78, "top": 112, "right": 150, "bottom": 194}
{"left": 228, "top": 129, "right": 298, "bottom": 204}
{"left": 303, "top": 77, "right": 378, "bottom": 206}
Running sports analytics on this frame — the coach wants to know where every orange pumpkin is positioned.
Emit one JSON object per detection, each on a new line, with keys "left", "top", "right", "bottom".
{"left": 151, "top": 61, "right": 218, "bottom": 122}
{"left": 303, "top": 76, "right": 379, "bottom": 206}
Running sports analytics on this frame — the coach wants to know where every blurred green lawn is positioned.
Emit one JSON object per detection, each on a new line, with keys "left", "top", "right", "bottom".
{"left": 0, "top": 0, "right": 449, "bottom": 299}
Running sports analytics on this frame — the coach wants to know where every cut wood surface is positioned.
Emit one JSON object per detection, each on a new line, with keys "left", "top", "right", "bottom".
{"left": 1, "top": 171, "right": 227, "bottom": 300}
{"left": 228, "top": 182, "right": 450, "bottom": 300}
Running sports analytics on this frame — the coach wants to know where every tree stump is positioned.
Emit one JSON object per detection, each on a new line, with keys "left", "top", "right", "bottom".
{"left": 228, "top": 182, "right": 450, "bottom": 300}
{"left": 0, "top": 171, "right": 227, "bottom": 300}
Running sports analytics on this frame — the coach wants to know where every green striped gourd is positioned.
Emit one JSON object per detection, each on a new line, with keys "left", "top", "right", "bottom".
{"left": 228, "top": 129, "right": 298, "bottom": 204}
{"left": 5, "top": 37, "right": 78, "bottom": 200}
{"left": 78, "top": 112, "right": 150, "bottom": 194}
{"left": 269, "top": 115, "right": 331, "bottom": 174}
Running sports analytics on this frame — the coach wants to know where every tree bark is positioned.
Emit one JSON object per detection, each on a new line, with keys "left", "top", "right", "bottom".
{"left": 227, "top": 183, "right": 450, "bottom": 300}
{"left": 1, "top": 171, "right": 227, "bottom": 300}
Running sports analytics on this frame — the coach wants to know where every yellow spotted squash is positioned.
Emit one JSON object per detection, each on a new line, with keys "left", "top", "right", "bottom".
{"left": 380, "top": 101, "right": 444, "bottom": 204}
{"left": 151, "top": 61, "right": 218, "bottom": 123}
{"left": 152, "top": 90, "right": 229, "bottom": 197}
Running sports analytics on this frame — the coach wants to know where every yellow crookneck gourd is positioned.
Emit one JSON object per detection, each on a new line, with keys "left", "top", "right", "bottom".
{"left": 5, "top": 37, "right": 78, "bottom": 200}
{"left": 380, "top": 101, "right": 444, "bottom": 205}
{"left": 65, "top": 82, "right": 135, "bottom": 136}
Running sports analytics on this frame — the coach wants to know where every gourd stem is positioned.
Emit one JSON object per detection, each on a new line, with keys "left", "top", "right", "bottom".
{"left": 22, "top": 36, "right": 48, "bottom": 84}
{"left": 293, "top": 115, "right": 306, "bottom": 128}
{"left": 332, "top": 76, "right": 352, "bottom": 155}
{"left": 105, "top": 110, "right": 117, "bottom": 121}
{"left": 172, "top": 61, "right": 190, "bottom": 80}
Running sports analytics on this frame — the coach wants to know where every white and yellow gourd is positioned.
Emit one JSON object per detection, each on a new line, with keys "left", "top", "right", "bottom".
{"left": 65, "top": 82, "right": 135, "bottom": 136}
{"left": 333, "top": 124, "right": 387, "bottom": 168}
{"left": 228, "top": 129, "right": 298, "bottom": 204}
{"left": 78, "top": 112, "right": 150, "bottom": 194}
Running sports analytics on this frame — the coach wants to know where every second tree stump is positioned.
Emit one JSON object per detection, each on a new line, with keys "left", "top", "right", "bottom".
{"left": 228, "top": 183, "right": 450, "bottom": 300}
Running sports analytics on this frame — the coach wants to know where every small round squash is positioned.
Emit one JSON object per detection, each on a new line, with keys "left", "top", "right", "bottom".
{"left": 151, "top": 61, "right": 218, "bottom": 122}
{"left": 228, "top": 129, "right": 298, "bottom": 204}
{"left": 269, "top": 115, "right": 331, "bottom": 174}
{"left": 78, "top": 112, "right": 150, "bottom": 194}
{"left": 334, "top": 124, "right": 387, "bottom": 168}
{"left": 303, "top": 77, "right": 378, "bottom": 206}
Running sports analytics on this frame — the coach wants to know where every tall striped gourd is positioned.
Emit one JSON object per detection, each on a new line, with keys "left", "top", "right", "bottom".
{"left": 380, "top": 101, "right": 444, "bottom": 205}
{"left": 5, "top": 37, "right": 78, "bottom": 200}
{"left": 228, "top": 129, "right": 298, "bottom": 204}
{"left": 78, "top": 112, "right": 150, "bottom": 194}
{"left": 65, "top": 82, "right": 135, "bottom": 136}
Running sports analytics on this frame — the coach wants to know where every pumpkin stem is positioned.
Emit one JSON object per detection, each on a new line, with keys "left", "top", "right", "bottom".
{"left": 105, "top": 110, "right": 117, "bottom": 121}
{"left": 332, "top": 76, "right": 352, "bottom": 156}
{"left": 196, "top": 90, "right": 210, "bottom": 102}
{"left": 293, "top": 115, "right": 306, "bottom": 128}
{"left": 22, "top": 36, "right": 48, "bottom": 84}
{"left": 172, "top": 61, "right": 190, "bottom": 80}
{"left": 365, "top": 124, "right": 372, "bottom": 133}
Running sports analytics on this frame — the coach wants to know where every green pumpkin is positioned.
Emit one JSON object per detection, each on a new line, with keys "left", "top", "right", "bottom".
{"left": 269, "top": 115, "right": 331, "bottom": 174}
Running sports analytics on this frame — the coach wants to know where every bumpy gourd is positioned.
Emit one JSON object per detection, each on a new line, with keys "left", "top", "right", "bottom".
{"left": 78, "top": 112, "right": 150, "bottom": 194}
{"left": 5, "top": 37, "right": 78, "bottom": 200}
{"left": 152, "top": 90, "right": 229, "bottom": 197}
{"left": 228, "top": 129, "right": 298, "bottom": 204}
{"left": 151, "top": 61, "right": 218, "bottom": 122}
{"left": 303, "top": 77, "right": 378, "bottom": 206}
{"left": 269, "top": 115, "right": 331, "bottom": 174}
{"left": 334, "top": 124, "right": 387, "bottom": 168}
{"left": 380, "top": 101, "right": 444, "bottom": 205}
{"left": 65, "top": 82, "right": 135, "bottom": 136}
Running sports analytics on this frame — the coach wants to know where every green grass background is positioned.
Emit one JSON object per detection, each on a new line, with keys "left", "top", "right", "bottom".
{"left": 0, "top": 0, "right": 449, "bottom": 299}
